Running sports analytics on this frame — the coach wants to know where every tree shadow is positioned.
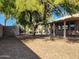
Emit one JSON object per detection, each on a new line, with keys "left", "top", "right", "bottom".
{"left": 45, "top": 35, "right": 79, "bottom": 43}
{"left": 17, "top": 34, "right": 79, "bottom": 43}
{"left": 66, "top": 37, "right": 79, "bottom": 43}
{"left": 0, "top": 36, "right": 40, "bottom": 59}
{"left": 18, "top": 34, "right": 49, "bottom": 41}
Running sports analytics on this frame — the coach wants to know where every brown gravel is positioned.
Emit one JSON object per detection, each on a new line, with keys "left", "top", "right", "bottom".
{"left": 22, "top": 38, "right": 79, "bottom": 59}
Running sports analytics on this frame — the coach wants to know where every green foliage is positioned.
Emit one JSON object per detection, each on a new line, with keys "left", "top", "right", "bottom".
{"left": 0, "top": 0, "right": 79, "bottom": 28}
{"left": 0, "top": 0, "right": 16, "bottom": 26}
{"left": 0, "top": 0, "right": 3, "bottom": 11}
{"left": 61, "top": 0, "right": 79, "bottom": 15}
{"left": 16, "top": 0, "right": 43, "bottom": 15}
{"left": 15, "top": 0, "right": 44, "bottom": 32}
{"left": 18, "top": 11, "right": 27, "bottom": 28}
{"left": 0, "top": 0, "right": 15, "bottom": 16}
{"left": 32, "top": 11, "right": 41, "bottom": 24}
{"left": 18, "top": 10, "right": 42, "bottom": 31}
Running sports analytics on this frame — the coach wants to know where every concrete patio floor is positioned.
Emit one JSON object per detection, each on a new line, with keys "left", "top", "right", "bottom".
{"left": 0, "top": 37, "right": 40, "bottom": 59}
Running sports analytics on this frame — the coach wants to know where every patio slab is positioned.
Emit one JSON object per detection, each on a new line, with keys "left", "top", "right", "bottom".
{"left": 0, "top": 37, "right": 40, "bottom": 59}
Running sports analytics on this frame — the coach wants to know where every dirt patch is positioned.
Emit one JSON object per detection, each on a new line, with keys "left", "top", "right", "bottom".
{"left": 22, "top": 39, "right": 79, "bottom": 59}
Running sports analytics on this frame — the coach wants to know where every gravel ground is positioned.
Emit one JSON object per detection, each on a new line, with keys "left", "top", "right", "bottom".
{"left": 22, "top": 38, "right": 79, "bottom": 59}
{"left": 0, "top": 37, "right": 40, "bottom": 59}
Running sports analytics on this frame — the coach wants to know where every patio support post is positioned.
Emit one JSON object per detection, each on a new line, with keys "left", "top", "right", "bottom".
{"left": 53, "top": 23, "right": 55, "bottom": 37}
{"left": 63, "top": 21, "right": 66, "bottom": 39}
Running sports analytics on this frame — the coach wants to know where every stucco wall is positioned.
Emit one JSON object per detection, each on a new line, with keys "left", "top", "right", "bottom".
{"left": 3, "top": 26, "right": 19, "bottom": 37}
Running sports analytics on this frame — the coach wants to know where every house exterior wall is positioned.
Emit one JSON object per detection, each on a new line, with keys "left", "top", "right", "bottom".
{"left": 3, "top": 26, "right": 19, "bottom": 37}
{"left": 0, "top": 25, "right": 3, "bottom": 37}
{"left": 75, "top": 20, "right": 79, "bottom": 30}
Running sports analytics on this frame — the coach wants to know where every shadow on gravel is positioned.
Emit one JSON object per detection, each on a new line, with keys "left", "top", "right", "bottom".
{"left": 0, "top": 36, "right": 40, "bottom": 59}
{"left": 19, "top": 34, "right": 49, "bottom": 39}
{"left": 18, "top": 34, "right": 49, "bottom": 42}
{"left": 66, "top": 37, "right": 79, "bottom": 43}
{"left": 17, "top": 34, "right": 79, "bottom": 44}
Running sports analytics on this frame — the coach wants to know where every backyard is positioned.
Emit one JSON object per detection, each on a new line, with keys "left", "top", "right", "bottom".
{"left": 0, "top": 0, "right": 79, "bottom": 59}
{"left": 21, "top": 36, "right": 79, "bottom": 59}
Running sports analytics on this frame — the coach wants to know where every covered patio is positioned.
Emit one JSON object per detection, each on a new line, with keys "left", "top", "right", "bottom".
{"left": 50, "top": 14, "right": 79, "bottom": 39}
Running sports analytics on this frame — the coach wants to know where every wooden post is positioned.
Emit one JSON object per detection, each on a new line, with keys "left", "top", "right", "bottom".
{"left": 53, "top": 23, "right": 55, "bottom": 37}
{"left": 63, "top": 21, "right": 66, "bottom": 39}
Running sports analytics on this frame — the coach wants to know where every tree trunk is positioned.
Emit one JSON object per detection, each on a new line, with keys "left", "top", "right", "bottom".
{"left": 33, "top": 25, "right": 38, "bottom": 36}
{"left": 4, "top": 19, "right": 7, "bottom": 26}
{"left": 4, "top": 14, "right": 10, "bottom": 26}
{"left": 43, "top": 2, "right": 47, "bottom": 24}
{"left": 33, "top": 27, "right": 36, "bottom": 36}
{"left": 3, "top": 19, "right": 7, "bottom": 37}
{"left": 49, "top": 24, "right": 53, "bottom": 40}
{"left": 27, "top": 10, "right": 32, "bottom": 24}
{"left": 43, "top": 2, "right": 48, "bottom": 35}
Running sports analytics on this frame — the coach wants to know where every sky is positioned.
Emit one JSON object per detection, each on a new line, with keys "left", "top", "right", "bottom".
{"left": 52, "top": 5, "right": 68, "bottom": 20}
{"left": 0, "top": 13, "right": 16, "bottom": 26}
{"left": 48, "top": 6, "right": 68, "bottom": 23}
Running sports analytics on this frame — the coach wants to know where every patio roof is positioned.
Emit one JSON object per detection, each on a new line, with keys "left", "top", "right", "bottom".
{"left": 52, "top": 13, "right": 79, "bottom": 23}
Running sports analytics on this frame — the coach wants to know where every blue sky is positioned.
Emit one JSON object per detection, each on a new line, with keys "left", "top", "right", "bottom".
{"left": 0, "top": 13, "right": 16, "bottom": 26}
{"left": 52, "top": 5, "right": 68, "bottom": 20}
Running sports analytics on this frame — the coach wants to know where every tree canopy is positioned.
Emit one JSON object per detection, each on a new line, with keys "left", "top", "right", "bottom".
{"left": 0, "top": 0, "right": 15, "bottom": 26}
{"left": 0, "top": 0, "right": 79, "bottom": 34}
